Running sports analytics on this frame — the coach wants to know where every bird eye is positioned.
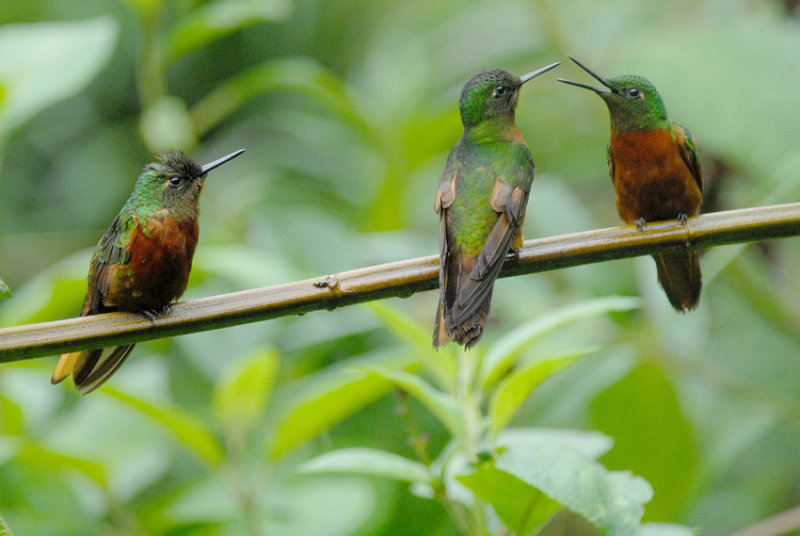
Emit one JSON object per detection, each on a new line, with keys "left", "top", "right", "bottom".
{"left": 168, "top": 176, "right": 183, "bottom": 187}
{"left": 626, "top": 88, "right": 642, "bottom": 99}
{"left": 492, "top": 85, "right": 507, "bottom": 98}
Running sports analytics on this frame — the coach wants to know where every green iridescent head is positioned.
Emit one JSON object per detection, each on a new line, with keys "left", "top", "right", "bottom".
{"left": 559, "top": 57, "right": 669, "bottom": 133}
{"left": 458, "top": 62, "right": 560, "bottom": 128}
{"left": 131, "top": 149, "right": 245, "bottom": 217}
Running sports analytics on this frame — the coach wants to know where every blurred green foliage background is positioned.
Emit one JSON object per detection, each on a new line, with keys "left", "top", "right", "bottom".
{"left": 1, "top": 0, "right": 800, "bottom": 534}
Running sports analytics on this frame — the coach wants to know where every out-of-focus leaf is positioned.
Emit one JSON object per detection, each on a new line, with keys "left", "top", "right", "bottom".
{"left": 189, "top": 57, "right": 373, "bottom": 140}
{"left": 479, "top": 297, "right": 641, "bottom": 391}
{"left": 495, "top": 428, "right": 613, "bottom": 461}
{"left": 17, "top": 440, "right": 107, "bottom": 488}
{"left": 360, "top": 365, "right": 465, "bottom": 440}
{"left": 192, "top": 244, "right": 296, "bottom": 289}
{"left": 0, "top": 514, "right": 13, "bottom": 536}
{"left": 0, "top": 276, "right": 85, "bottom": 326}
{"left": 121, "top": 0, "right": 162, "bottom": 19}
{"left": 212, "top": 347, "right": 279, "bottom": 441}
{"left": 458, "top": 460, "right": 561, "bottom": 535}
{"left": 0, "top": 278, "right": 10, "bottom": 299}
{"left": 299, "top": 447, "right": 431, "bottom": 484}
{"left": 269, "top": 353, "right": 419, "bottom": 460}
{"left": 489, "top": 348, "right": 598, "bottom": 437}
{"left": 0, "top": 395, "right": 23, "bottom": 435}
{"left": 102, "top": 387, "right": 224, "bottom": 467}
{"left": 164, "top": 0, "right": 293, "bottom": 63}
{"left": 0, "top": 17, "right": 118, "bottom": 131}
{"left": 264, "top": 472, "right": 379, "bottom": 535}
{"left": 139, "top": 95, "right": 197, "bottom": 153}
{"left": 367, "top": 302, "right": 457, "bottom": 393}
{"left": 494, "top": 444, "right": 652, "bottom": 536}
{"left": 590, "top": 361, "right": 699, "bottom": 521}
{"left": 536, "top": 508, "right": 600, "bottom": 536}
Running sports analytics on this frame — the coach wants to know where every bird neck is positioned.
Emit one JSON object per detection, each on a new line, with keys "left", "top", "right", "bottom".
{"left": 464, "top": 116, "right": 520, "bottom": 145}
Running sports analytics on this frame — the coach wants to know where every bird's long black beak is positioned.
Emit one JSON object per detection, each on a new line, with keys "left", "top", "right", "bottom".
{"left": 519, "top": 61, "right": 561, "bottom": 85}
{"left": 557, "top": 56, "right": 614, "bottom": 94}
{"left": 201, "top": 148, "right": 246, "bottom": 175}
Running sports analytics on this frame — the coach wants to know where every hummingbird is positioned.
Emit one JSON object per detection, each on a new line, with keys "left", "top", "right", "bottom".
{"left": 433, "top": 62, "right": 560, "bottom": 349}
{"left": 51, "top": 148, "right": 245, "bottom": 394}
{"left": 559, "top": 57, "right": 703, "bottom": 311}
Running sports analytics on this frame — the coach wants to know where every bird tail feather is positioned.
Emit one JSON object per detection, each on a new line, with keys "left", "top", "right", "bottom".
{"left": 653, "top": 251, "right": 701, "bottom": 312}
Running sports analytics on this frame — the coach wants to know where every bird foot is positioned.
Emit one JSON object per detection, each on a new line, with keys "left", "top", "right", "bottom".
{"left": 634, "top": 218, "right": 647, "bottom": 232}
{"left": 676, "top": 213, "right": 689, "bottom": 225}
{"left": 505, "top": 249, "right": 521, "bottom": 264}
{"left": 141, "top": 305, "right": 171, "bottom": 324}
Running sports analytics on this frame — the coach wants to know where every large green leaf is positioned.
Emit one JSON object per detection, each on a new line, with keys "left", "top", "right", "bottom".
{"left": 590, "top": 361, "right": 699, "bottom": 521}
{"left": 489, "top": 348, "right": 598, "bottom": 437}
{"left": 102, "top": 387, "right": 224, "bottom": 467}
{"left": 0, "top": 17, "right": 118, "bottom": 132}
{"left": 299, "top": 447, "right": 431, "bottom": 484}
{"left": 490, "top": 444, "right": 653, "bottom": 536}
{"left": 269, "top": 352, "right": 419, "bottom": 459}
{"left": 495, "top": 428, "right": 613, "bottom": 461}
{"left": 212, "top": 347, "right": 279, "bottom": 442}
{"left": 479, "top": 297, "right": 641, "bottom": 390}
{"left": 458, "top": 461, "right": 562, "bottom": 535}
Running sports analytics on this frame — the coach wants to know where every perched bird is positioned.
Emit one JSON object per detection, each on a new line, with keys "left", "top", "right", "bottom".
{"left": 52, "top": 149, "right": 245, "bottom": 394}
{"left": 433, "top": 62, "right": 560, "bottom": 348}
{"left": 559, "top": 57, "right": 703, "bottom": 311}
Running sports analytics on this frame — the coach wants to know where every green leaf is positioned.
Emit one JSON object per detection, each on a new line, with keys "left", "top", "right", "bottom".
{"left": 17, "top": 440, "right": 107, "bottom": 488}
{"left": 189, "top": 56, "right": 373, "bottom": 139}
{"left": 367, "top": 301, "right": 458, "bottom": 393}
{"left": 299, "top": 447, "right": 431, "bottom": 484}
{"left": 0, "top": 513, "right": 14, "bottom": 536}
{"left": 494, "top": 444, "right": 653, "bottom": 536}
{"left": 479, "top": 297, "right": 641, "bottom": 391}
{"left": 536, "top": 509, "right": 600, "bottom": 535}
{"left": 212, "top": 346, "right": 279, "bottom": 441}
{"left": 0, "top": 278, "right": 10, "bottom": 300}
{"left": 489, "top": 348, "right": 598, "bottom": 437}
{"left": 0, "top": 17, "right": 118, "bottom": 131}
{"left": 590, "top": 361, "right": 699, "bottom": 521}
{"left": 164, "top": 0, "right": 293, "bottom": 63}
{"left": 102, "top": 387, "right": 224, "bottom": 467}
{"left": 496, "top": 428, "right": 614, "bottom": 461}
{"left": 0, "top": 395, "right": 23, "bottom": 435}
{"left": 269, "top": 353, "right": 419, "bottom": 459}
{"left": 458, "top": 461, "right": 562, "bottom": 535}
{"left": 360, "top": 366, "right": 465, "bottom": 440}
{"left": 138, "top": 95, "right": 197, "bottom": 153}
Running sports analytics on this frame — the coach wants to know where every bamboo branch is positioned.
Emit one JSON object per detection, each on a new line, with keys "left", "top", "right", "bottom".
{"left": 2, "top": 202, "right": 800, "bottom": 363}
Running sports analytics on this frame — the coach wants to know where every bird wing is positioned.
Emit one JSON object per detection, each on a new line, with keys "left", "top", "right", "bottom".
{"left": 607, "top": 143, "right": 616, "bottom": 185}
{"left": 433, "top": 159, "right": 460, "bottom": 346}
{"left": 85, "top": 211, "right": 137, "bottom": 314}
{"left": 449, "top": 158, "right": 533, "bottom": 328}
{"left": 673, "top": 122, "right": 703, "bottom": 192}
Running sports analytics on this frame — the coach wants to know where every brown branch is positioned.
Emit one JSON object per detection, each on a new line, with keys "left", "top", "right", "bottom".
{"left": 726, "top": 504, "right": 800, "bottom": 536}
{"left": 2, "top": 202, "right": 800, "bottom": 363}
